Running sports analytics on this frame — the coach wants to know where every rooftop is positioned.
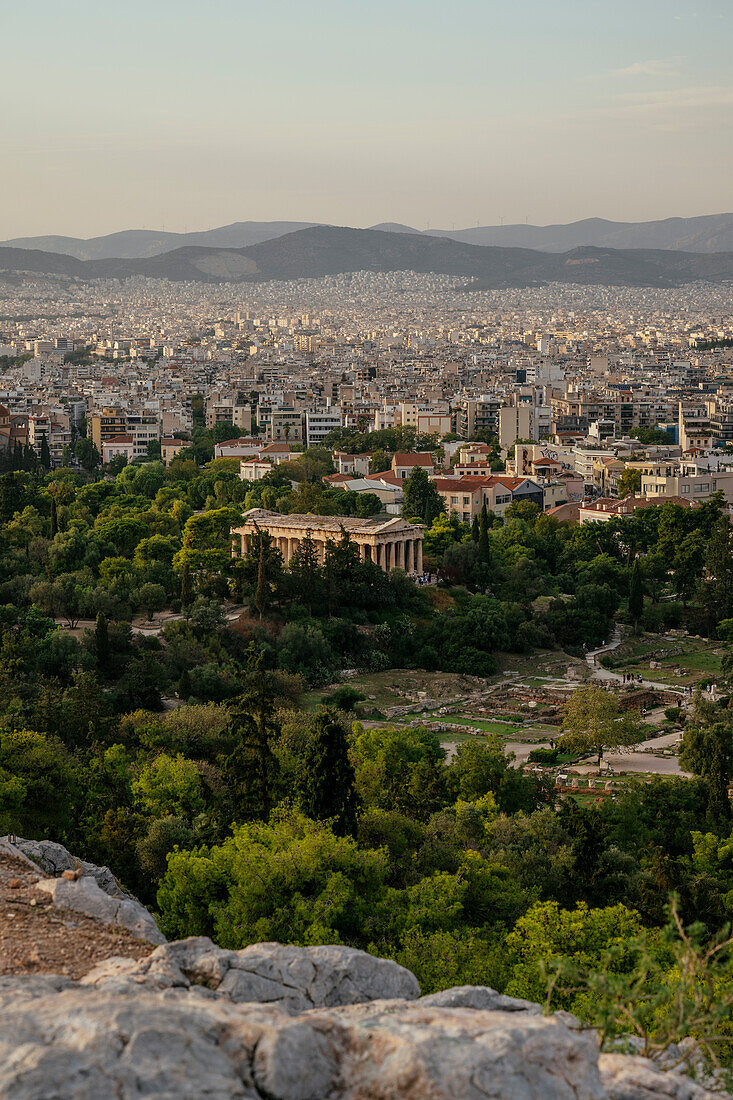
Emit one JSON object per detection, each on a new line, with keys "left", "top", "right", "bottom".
{"left": 237, "top": 508, "right": 423, "bottom": 534}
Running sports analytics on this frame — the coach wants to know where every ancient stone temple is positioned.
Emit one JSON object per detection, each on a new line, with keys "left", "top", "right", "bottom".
{"left": 232, "top": 509, "right": 424, "bottom": 573}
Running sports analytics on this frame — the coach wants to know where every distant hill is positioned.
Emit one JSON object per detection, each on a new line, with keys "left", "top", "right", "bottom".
{"left": 428, "top": 214, "right": 733, "bottom": 254}
{"left": 0, "top": 221, "right": 320, "bottom": 261}
{"left": 5, "top": 213, "right": 733, "bottom": 260}
{"left": 368, "top": 222, "right": 422, "bottom": 235}
{"left": 2, "top": 225, "right": 733, "bottom": 288}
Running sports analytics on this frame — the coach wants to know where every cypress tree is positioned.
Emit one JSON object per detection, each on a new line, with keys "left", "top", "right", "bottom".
{"left": 40, "top": 434, "right": 51, "bottom": 470}
{"left": 628, "top": 557, "right": 644, "bottom": 634}
{"left": 94, "top": 612, "right": 109, "bottom": 672}
{"left": 180, "top": 561, "right": 193, "bottom": 607}
{"left": 478, "top": 503, "right": 491, "bottom": 564}
{"left": 471, "top": 514, "right": 479, "bottom": 542}
{"left": 288, "top": 531, "right": 322, "bottom": 615}
{"left": 296, "top": 709, "right": 360, "bottom": 836}
{"left": 255, "top": 537, "right": 268, "bottom": 620}
{"left": 223, "top": 647, "right": 279, "bottom": 821}
{"left": 50, "top": 496, "right": 58, "bottom": 538}
{"left": 178, "top": 667, "right": 191, "bottom": 702}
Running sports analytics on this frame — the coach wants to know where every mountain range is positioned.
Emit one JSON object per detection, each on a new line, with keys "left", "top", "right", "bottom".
{"left": 3, "top": 213, "right": 733, "bottom": 260}
{"left": 2, "top": 225, "right": 733, "bottom": 289}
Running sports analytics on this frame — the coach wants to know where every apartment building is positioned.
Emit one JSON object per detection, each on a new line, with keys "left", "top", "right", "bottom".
{"left": 434, "top": 475, "right": 544, "bottom": 522}
{"left": 205, "top": 398, "right": 252, "bottom": 433}
{"left": 397, "top": 402, "right": 452, "bottom": 436}
{"left": 454, "top": 396, "right": 502, "bottom": 440}
{"left": 268, "top": 406, "right": 303, "bottom": 442}
{"left": 304, "top": 406, "right": 342, "bottom": 448}
{"left": 161, "top": 438, "right": 193, "bottom": 466}
{"left": 498, "top": 404, "right": 535, "bottom": 452}
{"left": 102, "top": 435, "right": 135, "bottom": 464}
{"left": 90, "top": 409, "right": 126, "bottom": 451}
{"left": 641, "top": 461, "right": 733, "bottom": 506}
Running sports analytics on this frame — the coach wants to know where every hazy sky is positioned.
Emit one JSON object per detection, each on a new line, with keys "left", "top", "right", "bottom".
{"left": 2, "top": 0, "right": 731, "bottom": 238}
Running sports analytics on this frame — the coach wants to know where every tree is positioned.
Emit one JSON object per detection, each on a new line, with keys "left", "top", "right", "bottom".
{"left": 132, "top": 753, "right": 205, "bottom": 821}
{"left": 505, "top": 900, "right": 644, "bottom": 1008}
{"left": 137, "top": 582, "right": 166, "bottom": 621}
{"left": 240, "top": 526, "right": 283, "bottom": 618}
{"left": 558, "top": 683, "right": 644, "bottom": 766}
{"left": 478, "top": 503, "right": 491, "bottom": 565}
{"left": 94, "top": 611, "right": 110, "bottom": 672}
{"left": 39, "top": 434, "right": 51, "bottom": 470}
{"left": 401, "top": 466, "right": 445, "bottom": 526}
{"left": 221, "top": 648, "right": 280, "bottom": 821}
{"left": 351, "top": 725, "right": 447, "bottom": 820}
{"left": 288, "top": 532, "right": 323, "bottom": 615}
{"left": 180, "top": 560, "right": 193, "bottom": 608}
{"left": 699, "top": 517, "right": 733, "bottom": 629}
{"left": 50, "top": 496, "right": 58, "bottom": 538}
{"left": 680, "top": 714, "right": 733, "bottom": 824}
{"left": 617, "top": 468, "right": 642, "bottom": 498}
{"left": 0, "top": 728, "right": 78, "bottom": 838}
{"left": 471, "top": 515, "right": 479, "bottom": 542}
{"left": 255, "top": 537, "right": 268, "bottom": 620}
{"left": 157, "top": 809, "right": 389, "bottom": 947}
{"left": 628, "top": 557, "right": 644, "bottom": 634}
{"left": 295, "top": 709, "right": 360, "bottom": 835}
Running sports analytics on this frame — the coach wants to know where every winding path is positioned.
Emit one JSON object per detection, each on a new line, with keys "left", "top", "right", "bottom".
{"left": 586, "top": 628, "right": 680, "bottom": 694}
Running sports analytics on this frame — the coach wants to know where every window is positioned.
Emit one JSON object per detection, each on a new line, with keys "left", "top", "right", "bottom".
{"left": 451, "top": 496, "right": 459, "bottom": 505}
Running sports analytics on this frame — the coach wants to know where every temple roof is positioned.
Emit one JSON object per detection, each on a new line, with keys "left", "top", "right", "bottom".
{"left": 236, "top": 509, "right": 423, "bottom": 535}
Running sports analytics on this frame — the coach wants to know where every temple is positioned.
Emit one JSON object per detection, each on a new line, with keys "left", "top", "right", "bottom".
{"left": 232, "top": 509, "right": 424, "bottom": 573}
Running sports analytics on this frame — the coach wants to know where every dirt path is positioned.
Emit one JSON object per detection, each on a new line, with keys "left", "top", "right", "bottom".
{"left": 586, "top": 629, "right": 681, "bottom": 694}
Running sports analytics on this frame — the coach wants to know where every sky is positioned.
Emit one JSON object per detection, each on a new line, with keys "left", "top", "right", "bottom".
{"left": 1, "top": 0, "right": 731, "bottom": 238}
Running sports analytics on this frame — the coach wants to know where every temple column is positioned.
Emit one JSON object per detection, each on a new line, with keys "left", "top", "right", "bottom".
{"left": 416, "top": 539, "right": 423, "bottom": 574}
{"left": 395, "top": 541, "right": 404, "bottom": 570}
{"left": 405, "top": 539, "right": 413, "bottom": 572}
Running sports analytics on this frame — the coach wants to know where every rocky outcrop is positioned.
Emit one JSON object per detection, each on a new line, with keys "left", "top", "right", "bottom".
{"left": 82, "top": 936, "right": 421, "bottom": 1010}
{"left": 0, "top": 971, "right": 721, "bottom": 1100}
{"left": 3, "top": 836, "right": 126, "bottom": 897}
{"left": 0, "top": 835, "right": 165, "bottom": 945}
{"left": 36, "top": 874, "right": 165, "bottom": 946}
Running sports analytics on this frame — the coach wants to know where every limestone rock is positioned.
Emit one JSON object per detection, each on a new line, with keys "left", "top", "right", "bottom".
{"left": 36, "top": 875, "right": 165, "bottom": 945}
{"left": 2, "top": 835, "right": 125, "bottom": 898}
{"left": 0, "top": 970, "right": 726, "bottom": 1099}
{"left": 419, "top": 984, "right": 540, "bottom": 1013}
{"left": 83, "top": 936, "right": 419, "bottom": 1009}
{"left": 599, "top": 1053, "right": 719, "bottom": 1099}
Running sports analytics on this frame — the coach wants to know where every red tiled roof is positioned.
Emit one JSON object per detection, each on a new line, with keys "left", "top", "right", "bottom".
{"left": 392, "top": 452, "right": 434, "bottom": 466}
